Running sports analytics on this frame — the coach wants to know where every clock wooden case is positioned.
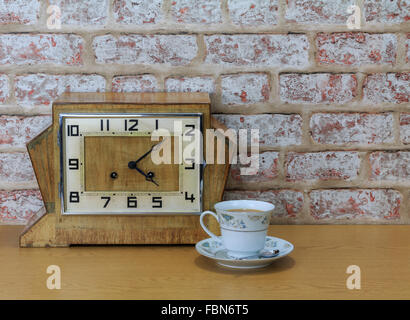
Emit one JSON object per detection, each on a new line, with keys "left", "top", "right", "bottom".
{"left": 20, "top": 92, "right": 230, "bottom": 247}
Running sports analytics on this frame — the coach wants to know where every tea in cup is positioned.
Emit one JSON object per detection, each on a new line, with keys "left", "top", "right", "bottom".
{"left": 199, "top": 200, "right": 274, "bottom": 258}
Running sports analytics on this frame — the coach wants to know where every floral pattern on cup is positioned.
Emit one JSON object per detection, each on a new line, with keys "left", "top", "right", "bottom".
{"left": 218, "top": 211, "right": 270, "bottom": 230}
{"left": 248, "top": 214, "right": 269, "bottom": 225}
{"left": 220, "top": 213, "right": 247, "bottom": 229}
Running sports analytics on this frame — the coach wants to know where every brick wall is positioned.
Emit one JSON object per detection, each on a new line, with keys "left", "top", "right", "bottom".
{"left": 0, "top": 0, "right": 408, "bottom": 225}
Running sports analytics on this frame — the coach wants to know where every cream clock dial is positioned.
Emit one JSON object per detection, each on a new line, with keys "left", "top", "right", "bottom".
{"left": 60, "top": 113, "right": 203, "bottom": 215}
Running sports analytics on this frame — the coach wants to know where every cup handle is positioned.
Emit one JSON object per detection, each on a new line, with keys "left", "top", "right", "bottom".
{"left": 200, "top": 211, "right": 219, "bottom": 240}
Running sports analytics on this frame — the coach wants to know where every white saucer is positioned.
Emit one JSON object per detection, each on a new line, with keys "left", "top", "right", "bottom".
{"left": 195, "top": 236, "right": 294, "bottom": 269}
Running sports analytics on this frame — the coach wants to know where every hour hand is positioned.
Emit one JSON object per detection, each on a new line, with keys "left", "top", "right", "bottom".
{"left": 128, "top": 162, "right": 159, "bottom": 186}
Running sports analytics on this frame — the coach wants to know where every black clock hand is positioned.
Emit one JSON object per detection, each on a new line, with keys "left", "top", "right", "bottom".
{"left": 135, "top": 138, "right": 167, "bottom": 164}
{"left": 135, "top": 147, "right": 154, "bottom": 164}
{"left": 145, "top": 171, "right": 159, "bottom": 186}
{"left": 135, "top": 165, "right": 148, "bottom": 178}
{"left": 138, "top": 167, "right": 159, "bottom": 186}
{"left": 128, "top": 139, "right": 167, "bottom": 186}
{"left": 128, "top": 162, "right": 159, "bottom": 186}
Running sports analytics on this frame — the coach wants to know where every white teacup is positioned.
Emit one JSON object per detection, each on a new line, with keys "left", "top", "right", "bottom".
{"left": 200, "top": 200, "right": 274, "bottom": 258}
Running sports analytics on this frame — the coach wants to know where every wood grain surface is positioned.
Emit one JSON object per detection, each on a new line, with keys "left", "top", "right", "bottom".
{"left": 84, "top": 136, "right": 179, "bottom": 192}
{"left": 26, "top": 125, "right": 55, "bottom": 213}
{"left": 5, "top": 225, "right": 410, "bottom": 299}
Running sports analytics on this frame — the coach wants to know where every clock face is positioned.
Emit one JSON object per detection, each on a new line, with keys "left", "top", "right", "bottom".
{"left": 60, "top": 113, "right": 203, "bottom": 215}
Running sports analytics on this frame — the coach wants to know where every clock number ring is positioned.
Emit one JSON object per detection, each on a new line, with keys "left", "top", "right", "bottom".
{"left": 199, "top": 211, "right": 219, "bottom": 240}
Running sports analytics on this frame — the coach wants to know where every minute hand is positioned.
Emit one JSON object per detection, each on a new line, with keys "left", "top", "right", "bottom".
{"left": 135, "top": 146, "right": 154, "bottom": 164}
{"left": 135, "top": 139, "right": 166, "bottom": 164}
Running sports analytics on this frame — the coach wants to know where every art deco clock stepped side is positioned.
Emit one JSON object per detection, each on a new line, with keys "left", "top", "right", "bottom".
{"left": 20, "top": 92, "right": 231, "bottom": 247}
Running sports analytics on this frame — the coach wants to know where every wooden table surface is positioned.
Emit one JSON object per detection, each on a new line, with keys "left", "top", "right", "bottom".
{"left": 1, "top": 225, "right": 410, "bottom": 300}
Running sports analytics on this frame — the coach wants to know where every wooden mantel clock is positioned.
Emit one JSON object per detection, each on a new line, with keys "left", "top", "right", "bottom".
{"left": 20, "top": 92, "right": 230, "bottom": 247}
